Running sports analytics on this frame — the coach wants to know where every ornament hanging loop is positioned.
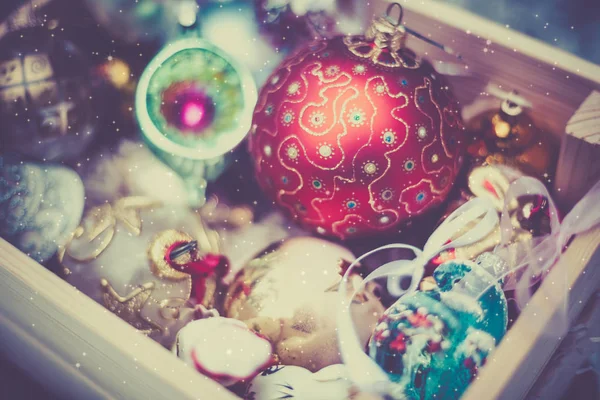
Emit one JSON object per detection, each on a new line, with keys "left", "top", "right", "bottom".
{"left": 367, "top": 3, "right": 407, "bottom": 52}
{"left": 371, "top": 2, "right": 463, "bottom": 60}
{"left": 385, "top": 2, "right": 404, "bottom": 26}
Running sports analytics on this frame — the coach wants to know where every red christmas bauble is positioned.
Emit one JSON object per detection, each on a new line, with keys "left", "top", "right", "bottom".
{"left": 248, "top": 30, "right": 465, "bottom": 239}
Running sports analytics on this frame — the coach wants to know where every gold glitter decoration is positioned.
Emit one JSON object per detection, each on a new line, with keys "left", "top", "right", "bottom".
{"left": 343, "top": 10, "right": 420, "bottom": 69}
{"left": 100, "top": 279, "right": 160, "bottom": 335}
{"left": 59, "top": 196, "right": 161, "bottom": 263}
{"left": 148, "top": 230, "right": 195, "bottom": 281}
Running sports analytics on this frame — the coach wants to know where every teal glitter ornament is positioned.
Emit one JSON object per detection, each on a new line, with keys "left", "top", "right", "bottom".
{"left": 368, "top": 253, "right": 509, "bottom": 400}
{"left": 135, "top": 37, "right": 257, "bottom": 206}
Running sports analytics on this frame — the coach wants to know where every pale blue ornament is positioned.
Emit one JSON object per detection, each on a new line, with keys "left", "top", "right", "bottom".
{"left": 0, "top": 156, "right": 84, "bottom": 264}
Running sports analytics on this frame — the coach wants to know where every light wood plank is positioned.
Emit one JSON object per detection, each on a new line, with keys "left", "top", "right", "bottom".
{"left": 554, "top": 135, "right": 600, "bottom": 212}
{"left": 0, "top": 313, "right": 111, "bottom": 400}
{"left": 463, "top": 228, "right": 600, "bottom": 400}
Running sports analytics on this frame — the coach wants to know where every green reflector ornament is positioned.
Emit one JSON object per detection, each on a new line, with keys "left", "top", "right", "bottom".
{"left": 135, "top": 37, "right": 257, "bottom": 206}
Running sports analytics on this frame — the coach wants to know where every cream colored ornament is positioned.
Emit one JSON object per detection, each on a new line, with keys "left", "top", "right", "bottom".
{"left": 222, "top": 237, "right": 384, "bottom": 372}
{"left": 60, "top": 196, "right": 223, "bottom": 348}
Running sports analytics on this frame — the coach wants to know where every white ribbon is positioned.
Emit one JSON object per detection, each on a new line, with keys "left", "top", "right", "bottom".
{"left": 337, "top": 197, "right": 499, "bottom": 395}
{"left": 476, "top": 177, "right": 600, "bottom": 311}
{"left": 386, "top": 197, "right": 500, "bottom": 296}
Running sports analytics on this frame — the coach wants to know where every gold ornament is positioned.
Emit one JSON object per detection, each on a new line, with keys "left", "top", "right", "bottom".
{"left": 467, "top": 96, "right": 557, "bottom": 182}
{"left": 97, "top": 58, "right": 132, "bottom": 90}
{"left": 222, "top": 237, "right": 384, "bottom": 372}
{"left": 433, "top": 165, "right": 539, "bottom": 266}
{"left": 95, "top": 57, "right": 137, "bottom": 122}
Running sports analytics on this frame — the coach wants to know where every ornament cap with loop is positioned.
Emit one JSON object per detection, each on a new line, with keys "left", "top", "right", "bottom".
{"left": 349, "top": 2, "right": 461, "bottom": 70}
{"left": 501, "top": 91, "right": 525, "bottom": 117}
{"left": 366, "top": 2, "right": 407, "bottom": 52}
{"left": 345, "top": 2, "right": 419, "bottom": 69}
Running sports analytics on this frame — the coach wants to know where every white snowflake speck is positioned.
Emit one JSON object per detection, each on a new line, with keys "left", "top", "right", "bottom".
{"left": 379, "top": 215, "right": 390, "bottom": 224}
{"left": 263, "top": 145, "right": 272, "bottom": 157}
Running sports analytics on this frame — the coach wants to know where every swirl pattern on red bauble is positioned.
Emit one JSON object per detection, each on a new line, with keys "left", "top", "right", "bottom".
{"left": 249, "top": 37, "right": 465, "bottom": 239}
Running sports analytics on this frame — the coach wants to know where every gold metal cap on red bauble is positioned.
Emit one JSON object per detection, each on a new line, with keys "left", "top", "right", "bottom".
{"left": 248, "top": 3, "right": 466, "bottom": 240}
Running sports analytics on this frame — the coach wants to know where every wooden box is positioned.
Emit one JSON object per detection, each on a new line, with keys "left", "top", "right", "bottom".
{"left": 1, "top": 0, "right": 599, "bottom": 399}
